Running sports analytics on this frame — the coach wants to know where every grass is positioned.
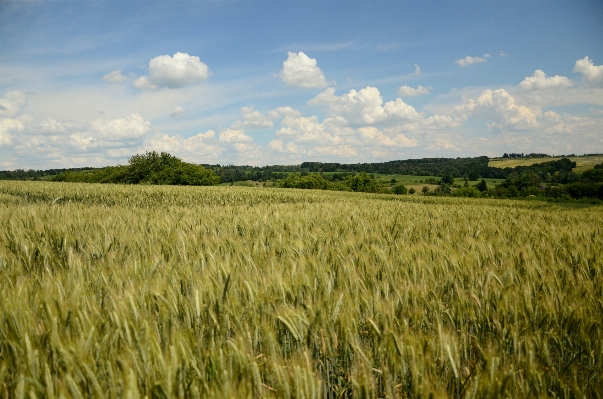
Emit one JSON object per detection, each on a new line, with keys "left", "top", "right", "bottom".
{"left": 0, "top": 181, "right": 602, "bottom": 398}
{"left": 489, "top": 155, "right": 603, "bottom": 173}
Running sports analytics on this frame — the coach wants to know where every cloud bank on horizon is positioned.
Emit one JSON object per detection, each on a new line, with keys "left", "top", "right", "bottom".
{"left": 1, "top": 1, "right": 602, "bottom": 169}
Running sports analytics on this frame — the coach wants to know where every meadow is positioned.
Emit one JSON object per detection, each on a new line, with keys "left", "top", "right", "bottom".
{"left": 489, "top": 155, "right": 603, "bottom": 174}
{"left": 0, "top": 181, "right": 601, "bottom": 398}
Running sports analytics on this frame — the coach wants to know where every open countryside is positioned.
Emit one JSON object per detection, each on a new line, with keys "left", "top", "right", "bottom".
{"left": 2, "top": 1, "right": 603, "bottom": 398}
{"left": 1, "top": 151, "right": 602, "bottom": 397}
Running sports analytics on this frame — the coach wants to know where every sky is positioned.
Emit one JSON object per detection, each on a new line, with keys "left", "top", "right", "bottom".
{"left": 1, "top": 0, "right": 602, "bottom": 169}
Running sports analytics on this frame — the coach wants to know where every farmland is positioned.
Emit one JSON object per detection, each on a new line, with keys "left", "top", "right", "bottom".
{"left": 489, "top": 155, "right": 603, "bottom": 174}
{"left": 0, "top": 181, "right": 602, "bottom": 398}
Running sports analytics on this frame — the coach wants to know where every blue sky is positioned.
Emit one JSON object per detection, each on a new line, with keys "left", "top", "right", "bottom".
{"left": 1, "top": 1, "right": 602, "bottom": 169}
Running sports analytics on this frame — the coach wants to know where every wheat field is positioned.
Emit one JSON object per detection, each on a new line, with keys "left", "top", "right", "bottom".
{"left": 0, "top": 181, "right": 601, "bottom": 398}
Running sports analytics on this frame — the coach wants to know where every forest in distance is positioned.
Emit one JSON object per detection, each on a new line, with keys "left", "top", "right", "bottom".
{"left": 1, "top": 152, "right": 603, "bottom": 202}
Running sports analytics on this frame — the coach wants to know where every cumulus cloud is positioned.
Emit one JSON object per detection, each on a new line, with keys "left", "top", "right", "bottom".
{"left": 414, "top": 64, "right": 421, "bottom": 75}
{"left": 268, "top": 139, "right": 301, "bottom": 154}
{"left": 268, "top": 108, "right": 420, "bottom": 162}
{"left": 308, "top": 86, "right": 422, "bottom": 125}
{"left": 133, "top": 52, "right": 211, "bottom": 90}
{"left": 231, "top": 106, "right": 274, "bottom": 129}
{"left": 456, "top": 53, "right": 491, "bottom": 66}
{"left": 0, "top": 118, "right": 25, "bottom": 147}
{"left": 102, "top": 69, "right": 129, "bottom": 83}
{"left": 219, "top": 128, "right": 253, "bottom": 143}
{"left": 573, "top": 56, "right": 603, "bottom": 86}
{"left": 89, "top": 114, "right": 151, "bottom": 140}
{"left": 398, "top": 85, "right": 431, "bottom": 97}
{"left": 519, "top": 70, "right": 573, "bottom": 91}
{"left": 171, "top": 106, "right": 185, "bottom": 118}
{"left": 38, "top": 117, "right": 72, "bottom": 133}
{"left": 0, "top": 91, "right": 27, "bottom": 117}
{"left": 267, "top": 106, "right": 302, "bottom": 120}
{"left": 280, "top": 52, "right": 328, "bottom": 88}
{"left": 455, "top": 88, "right": 540, "bottom": 132}
{"left": 143, "top": 131, "right": 220, "bottom": 162}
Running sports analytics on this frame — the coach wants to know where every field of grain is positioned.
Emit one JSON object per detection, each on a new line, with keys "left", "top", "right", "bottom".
{"left": 489, "top": 155, "right": 603, "bottom": 173}
{"left": 0, "top": 181, "right": 602, "bottom": 398}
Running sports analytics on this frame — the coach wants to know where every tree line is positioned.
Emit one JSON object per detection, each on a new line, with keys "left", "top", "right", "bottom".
{"left": 2, "top": 152, "right": 603, "bottom": 201}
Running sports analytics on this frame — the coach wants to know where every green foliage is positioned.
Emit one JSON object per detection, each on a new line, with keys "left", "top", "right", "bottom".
{"left": 392, "top": 183, "right": 407, "bottom": 195}
{"left": 52, "top": 151, "right": 219, "bottom": 186}
{"left": 452, "top": 186, "right": 482, "bottom": 197}
{"left": 408, "top": 187, "right": 416, "bottom": 194}
{"left": 0, "top": 181, "right": 602, "bottom": 398}
{"left": 279, "top": 173, "right": 330, "bottom": 190}
{"left": 280, "top": 172, "right": 387, "bottom": 194}
{"left": 477, "top": 179, "right": 488, "bottom": 192}
{"left": 441, "top": 174, "right": 454, "bottom": 185}
{"left": 468, "top": 169, "right": 480, "bottom": 181}
{"left": 343, "top": 172, "right": 383, "bottom": 193}
{"left": 581, "top": 168, "right": 603, "bottom": 182}
{"left": 125, "top": 151, "right": 181, "bottom": 183}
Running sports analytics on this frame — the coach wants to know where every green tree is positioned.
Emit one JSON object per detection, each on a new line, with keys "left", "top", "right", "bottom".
{"left": 409, "top": 187, "right": 416, "bottom": 194}
{"left": 126, "top": 151, "right": 180, "bottom": 184}
{"left": 468, "top": 169, "right": 480, "bottom": 181}
{"left": 477, "top": 179, "right": 488, "bottom": 192}
{"left": 441, "top": 174, "right": 454, "bottom": 185}
{"left": 344, "top": 172, "right": 382, "bottom": 193}
{"left": 392, "top": 184, "right": 407, "bottom": 195}
{"left": 422, "top": 186, "right": 430, "bottom": 195}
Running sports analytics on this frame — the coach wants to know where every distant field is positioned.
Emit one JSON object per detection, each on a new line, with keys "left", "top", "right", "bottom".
{"left": 0, "top": 181, "right": 601, "bottom": 398}
{"left": 489, "top": 154, "right": 603, "bottom": 173}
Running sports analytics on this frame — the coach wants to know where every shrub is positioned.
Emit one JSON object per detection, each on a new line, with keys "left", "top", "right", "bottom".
{"left": 452, "top": 186, "right": 482, "bottom": 198}
{"left": 392, "top": 184, "right": 407, "bottom": 195}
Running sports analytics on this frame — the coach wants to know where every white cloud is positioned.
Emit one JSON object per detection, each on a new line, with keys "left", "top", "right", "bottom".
{"left": 219, "top": 128, "right": 253, "bottom": 143}
{"left": 143, "top": 131, "right": 220, "bottom": 162}
{"left": 455, "top": 88, "right": 540, "bottom": 132}
{"left": 132, "top": 76, "right": 157, "bottom": 91}
{"left": 499, "top": 51, "right": 507, "bottom": 57}
{"left": 0, "top": 91, "right": 27, "bottom": 117}
{"left": 269, "top": 108, "right": 420, "bottom": 162}
{"left": 267, "top": 106, "right": 302, "bottom": 119}
{"left": 171, "top": 106, "right": 185, "bottom": 118}
{"left": 133, "top": 52, "right": 211, "bottom": 90}
{"left": 573, "top": 56, "right": 603, "bottom": 86}
{"left": 308, "top": 86, "right": 422, "bottom": 125}
{"left": 268, "top": 139, "right": 302, "bottom": 154}
{"left": 398, "top": 85, "right": 431, "bottom": 97}
{"left": 456, "top": 53, "right": 491, "bottom": 66}
{"left": 0, "top": 118, "right": 24, "bottom": 147}
{"left": 519, "top": 70, "right": 573, "bottom": 91}
{"left": 280, "top": 52, "right": 328, "bottom": 88}
{"left": 414, "top": 64, "right": 421, "bottom": 75}
{"left": 102, "top": 69, "right": 129, "bottom": 83}
{"left": 89, "top": 113, "right": 151, "bottom": 140}
{"left": 38, "top": 117, "right": 72, "bottom": 133}
{"left": 231, "top": 106, "right": 274, "bottom": 129}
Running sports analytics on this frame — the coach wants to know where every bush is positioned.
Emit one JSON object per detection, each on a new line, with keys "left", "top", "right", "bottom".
{"left": 343, "top": 172, "right": 384, "bottom": 193}
{"left": 453, "top": 186, "right": 482, "bottom": 198}
{"left": 280, "top": 173, "right": 329, "bottom": 190}
{"left": 392, "top": 184, "right": 407, "bottom": 195}
{"left": 52, "top": 152, "right": 220, "bottom": 186}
